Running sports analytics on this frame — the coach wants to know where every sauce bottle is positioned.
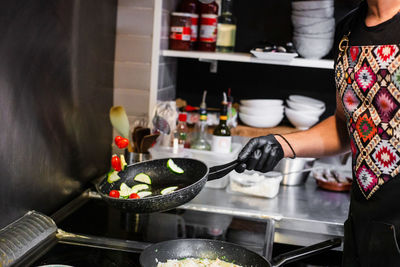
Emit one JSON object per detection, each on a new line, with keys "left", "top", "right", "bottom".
{"left": 180, "top": 0, "right": 199, "bottom": 49}
{"left": 212, "top": 92, "right": 231, "bottom": 153}
{"left": 198, "top": 0, "right": 219, "bottom": 51}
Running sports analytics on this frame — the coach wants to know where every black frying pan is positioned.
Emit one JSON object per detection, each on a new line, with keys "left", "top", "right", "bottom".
{"left": 139, "top": 238, "right": 342, "bottom": 267}
{"left": 95, "top": 158, "right": 238, "bottom": 213}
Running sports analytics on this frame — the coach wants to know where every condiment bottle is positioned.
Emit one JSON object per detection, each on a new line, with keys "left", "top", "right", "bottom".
{"left": 198, "top": 0, "right": 219, "bottom": 51}
{"left": 180, "top": 0, "right": 199, "bottom": 49}
{"left": 212, "top": 92, "right": 231, "bottom": 153}
{"left": 177, "top": 113, "right": 190, "bottom": 148}
{"left": 216, "top": 0, "right": 236, "bottom": 52}
{"left": 169, "top": 12, "right": 192, "bottom": 51}
{"left": 191, "top": 91, "right": 211, "bottom": 151}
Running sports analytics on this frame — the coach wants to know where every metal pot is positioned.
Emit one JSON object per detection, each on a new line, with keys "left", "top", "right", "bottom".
{"left": 275, "top": 158, "right": 315, "bottom": 186}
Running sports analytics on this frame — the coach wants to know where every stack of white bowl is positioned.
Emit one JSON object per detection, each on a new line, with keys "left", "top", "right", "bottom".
{"left": 291, "top": 0, "right": 335, "bottom": 59}
{"left": 239, "top": 99, "right": 284, "bottom": 128}
{"left": 285, "top": 95, "right": 325, "bottom": 130}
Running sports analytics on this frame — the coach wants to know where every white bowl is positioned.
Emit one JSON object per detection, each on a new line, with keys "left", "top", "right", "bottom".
{"left": 239, "top": 112, "right": 284, "bottom": 128}
{"left": 286, "top": 100, "right": 325, "bottom": 117}
{"left": 292, "top": 0, "right": 334, "bottom": 11}
{"left": 291, "top": 14, "right": 329, "bottom": 27}
{"left": 292, "top": 8, "right": 334, "bottom": 18}
{"left": 293, "top": 31, "right": 335, "bottom": 39}
{"left": 285, "top": 107, "right": 319, "bottom": 129}
{"left": 293, "top": 18, "right": 335, "bottom": 34}
{"left": 289, "top": 95, "right": 325, "bottom": 109}
{"left": 240, "top": 99, "right": 284, "bottom": 108}
{"left": 293, "top": 35, "right": 333, "bottom": 59}
{"left": 240, "top": 105, "right": 284, "bottom": 116}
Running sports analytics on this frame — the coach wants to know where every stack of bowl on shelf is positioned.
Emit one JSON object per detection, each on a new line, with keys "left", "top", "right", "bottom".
{"left": 239, "top": 99, "right": 284, "bottom": 128}
{"left": 291, "top": 0, "right": 335, "bottom": 59}
{"left": 285, "top": 95, "right": 325, "bottom": 130}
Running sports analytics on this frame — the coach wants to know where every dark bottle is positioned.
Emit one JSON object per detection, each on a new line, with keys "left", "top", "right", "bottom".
{"left": 216, "top": 0, "right": 236, "bottom": 52}
{"left": 212, "top": 92, "right": 231, "bottom": 153}
{"left": 198, "top": 0, "right": 219, "bottom": 51}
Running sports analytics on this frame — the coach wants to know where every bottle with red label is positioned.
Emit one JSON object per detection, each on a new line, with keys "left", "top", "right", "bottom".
{"left": 198, "top": 0, "right": 219, "bottom": 51}
{"left": 180, "top": 0, "right": 199, "bottom": 49}
{"left": 169, "top": 12, "right": 192, "bottom": 51}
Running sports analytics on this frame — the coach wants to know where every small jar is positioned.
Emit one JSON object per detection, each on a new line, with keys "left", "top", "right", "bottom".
{"left": 169, "top": 12, "right": 192, "bottom": 51}
{"left": 198, "top": 14, "right": 218, "bottom": 51}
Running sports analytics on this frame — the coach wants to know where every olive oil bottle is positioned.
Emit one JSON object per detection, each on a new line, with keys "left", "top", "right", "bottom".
{"left": 212, "top": 92, "right": 231, "bottom": 153}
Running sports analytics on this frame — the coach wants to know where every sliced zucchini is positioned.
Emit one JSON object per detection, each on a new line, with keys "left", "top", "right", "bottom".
{"left": 120, "top": 154, "right": 127, "bottom": 170}
{"left": 119, "top": 183, "right": 132, "bottom": 197}
{"left": 107, "top": 171, "right": 121, "bottom": 183}
{"left": 161, "top": 186, "right": 178, "bottom": 195}
{"left": 167, "top": 159, "right": 184, "bottom": 174}
{"left": 134, "top": 173, "right": 152, "bottom": 184}
{"left": 137, "top": 191, "right": 152, "bottom": 198}
{"left": 131, "top": 184, "right": 150, "bottom": 193}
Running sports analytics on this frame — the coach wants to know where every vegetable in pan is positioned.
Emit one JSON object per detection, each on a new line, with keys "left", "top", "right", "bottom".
{"left": 157, "top": 258, "right": 242, "bottom": 267}
{"left": 106, "top": 159, "right": 185, "bottom": 199}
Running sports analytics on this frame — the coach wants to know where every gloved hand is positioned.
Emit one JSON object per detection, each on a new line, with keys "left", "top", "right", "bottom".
{"left": 235, "top": 134, "right": 284, "bottom": 173}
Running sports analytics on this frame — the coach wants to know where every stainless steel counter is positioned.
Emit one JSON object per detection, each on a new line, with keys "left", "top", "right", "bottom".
{"left": 179, "top": 178, "right": 350, "bottom": 248}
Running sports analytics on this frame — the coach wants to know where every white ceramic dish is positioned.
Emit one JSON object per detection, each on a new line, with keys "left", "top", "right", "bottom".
{"left": 292, "top": 0, "right": 334, "bottom": 11}
{"left": 285, "top": 107, "right": 319, "bottom": 129}
{"left": 286, "top": 100, "right": 325, "bottom": 117}
{"left": 293, "top": 35, "right": 334, "bottom": 59}
{"left": 239, "top": 112, "right": 284, "bottom": 128}
{"left": 292, "top": 7, "right": 334, "bottom": 18}
{"left": 250, "top": 50, "right": 298, "bottom": 62}
{"left": 291, "top": 14, "right": 329, "bottom": 27}
{"left": 288, "top": 95, "right": 325, "bottom": 109}
{"left": 293, "top": 19, "right": 335, "bottom": 35}
{"left": 239, "top": 105, "right": 284, "bottom": 116}
{"left": 240, "top": 99, "right": 284, "bottom": 108}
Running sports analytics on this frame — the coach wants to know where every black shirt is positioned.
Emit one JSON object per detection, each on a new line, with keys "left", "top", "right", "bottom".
{"left": 334, "top": 1, "right": 400, "bottom": 60}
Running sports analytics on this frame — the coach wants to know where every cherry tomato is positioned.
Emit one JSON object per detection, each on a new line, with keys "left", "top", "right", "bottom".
{"left": 114, "top": 136, "right": 123, "bottom": 145}
{"left": 116, "top": 138, "right": 129, "bottom": 149}
{"left": 109, "top": 190, "right": 120, "bottom": 198}
{"left": 111, "top": 154, "right": 122, "bottom": 171}
{"left": 129, "top": 193, "right": 140, "bottom": 199}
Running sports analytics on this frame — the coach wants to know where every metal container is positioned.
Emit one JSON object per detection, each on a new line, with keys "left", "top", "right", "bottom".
{"left": 274, "top": 157, "right": 315, "bottom": 186}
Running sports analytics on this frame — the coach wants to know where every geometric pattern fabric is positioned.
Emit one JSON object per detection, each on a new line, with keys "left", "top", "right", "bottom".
{"left": 337, "top": 45, "right": 400, "bottom": 199}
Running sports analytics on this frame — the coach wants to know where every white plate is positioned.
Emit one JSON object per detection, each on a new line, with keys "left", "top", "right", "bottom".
{"left": 250, "top": 50, "right": 298, "bottom": 62}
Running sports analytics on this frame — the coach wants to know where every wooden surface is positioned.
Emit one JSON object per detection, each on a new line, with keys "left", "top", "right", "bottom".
{"left": 231, "top": 124, "right": 299, "bottom": 138}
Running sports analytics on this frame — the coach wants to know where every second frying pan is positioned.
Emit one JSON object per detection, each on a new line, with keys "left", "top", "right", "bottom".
{"left": 95, "top": 158, "right": 238, "bottom": 213}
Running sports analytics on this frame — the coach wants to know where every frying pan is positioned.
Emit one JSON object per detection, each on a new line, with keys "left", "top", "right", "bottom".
{"left": 95, "top": 158, "right": 238, "bottom": 213}
{"left": 139, "top": 238, "right": 342, "bottom": 267}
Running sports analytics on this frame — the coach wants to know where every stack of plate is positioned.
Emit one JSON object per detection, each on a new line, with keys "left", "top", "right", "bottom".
{"left": 291, "top": 0, "right": 335, "bottom": 59}
{"left": 239, "top": 99, "right": 284, "bottom": 128}
{"left": 285, "top": 95, "right": 325, "bottom": 130}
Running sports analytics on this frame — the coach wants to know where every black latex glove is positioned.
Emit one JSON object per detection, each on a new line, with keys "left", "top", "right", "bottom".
{"left": 235, "top": 134, "right": 284, "bottom": 173}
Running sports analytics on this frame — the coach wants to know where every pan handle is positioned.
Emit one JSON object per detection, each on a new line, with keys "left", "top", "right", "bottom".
{"left": 270, "top": 238, "right": 342, "bottom": 267}
{"left": 208, "top": 159, "right": 240, "bottom": 181}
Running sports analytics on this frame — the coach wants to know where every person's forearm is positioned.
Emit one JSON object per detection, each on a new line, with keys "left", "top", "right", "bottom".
{"left": 275, "top": 114, "right": 350, "bottom": 158}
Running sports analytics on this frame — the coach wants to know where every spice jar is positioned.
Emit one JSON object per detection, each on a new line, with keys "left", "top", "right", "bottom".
{"left": 198, "top": 14, "right": 218, "bottom": 51}
{"left": 169, "top": 12, "right": 192, "bottom": 51}
{"left": 180, "top": 0, "right": 199, "bottom": 49}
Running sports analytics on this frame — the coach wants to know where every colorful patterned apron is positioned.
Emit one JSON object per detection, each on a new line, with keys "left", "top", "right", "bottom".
{"left": 336, "top": 33, "right": 400, "bottom": 266}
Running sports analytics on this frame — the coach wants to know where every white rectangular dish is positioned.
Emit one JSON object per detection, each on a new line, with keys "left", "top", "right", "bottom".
{"left": 250, "top": 50, "right": 298, "bottom": 62}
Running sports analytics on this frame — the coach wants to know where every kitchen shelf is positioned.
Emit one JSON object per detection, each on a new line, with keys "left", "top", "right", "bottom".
{"left": 161, "top": 50, "right": 334, "bottom": 69}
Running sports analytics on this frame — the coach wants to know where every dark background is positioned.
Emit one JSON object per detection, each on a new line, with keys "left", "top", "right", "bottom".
{"left": 176, "top": 0, "right": 361, "bottom": 120}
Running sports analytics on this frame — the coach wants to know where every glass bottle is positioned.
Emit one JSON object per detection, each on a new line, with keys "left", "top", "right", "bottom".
{"left": 191, "top": 91, "right": 211, "bottom": 151}
{"left": 180, "top": 0, "right": 199, "bottom": 49}
{"left": 212, "top": 92, "right": 231, "bottom": 153}
{"left": 198, "top": 0, "right": 219, "bottom": 51}
{"left": 216, "top": 0, "right": 236, "bottom": 52}
{"left": 177, "top": 113, "right": 190, "bottom": 148}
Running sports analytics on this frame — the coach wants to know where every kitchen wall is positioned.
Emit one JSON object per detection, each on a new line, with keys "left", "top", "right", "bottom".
{"left": 0, "top": 0, "right": 116, "bottom": 229}
{"left": 114, "top": 0, "right": 179, "bottom": 125}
